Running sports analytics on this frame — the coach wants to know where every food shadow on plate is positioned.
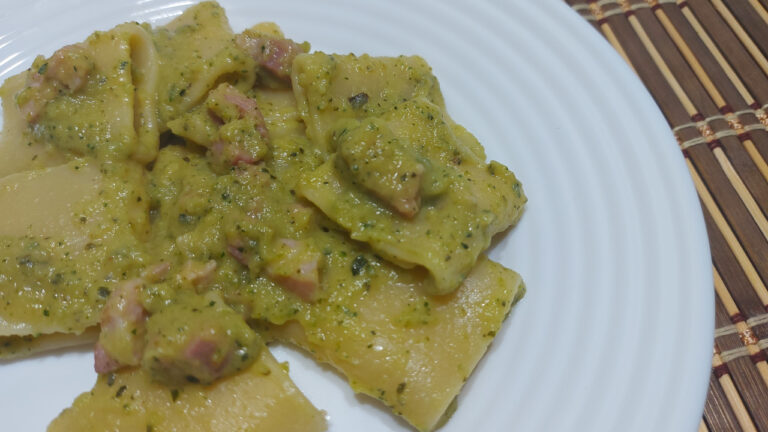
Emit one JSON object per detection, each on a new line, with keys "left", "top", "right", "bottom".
{"left": 0, "top": 330, "right": 97, "bottom": 366}
{"left": 267, "top": 340, "right": 415, "bottom": 430}
{"left": 487, "top": 204, "right": 527, "bottom": 255}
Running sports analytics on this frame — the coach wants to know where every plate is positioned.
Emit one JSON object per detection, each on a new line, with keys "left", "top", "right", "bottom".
{"left": 0, "top": 0, "right": 714, "bottom": 430}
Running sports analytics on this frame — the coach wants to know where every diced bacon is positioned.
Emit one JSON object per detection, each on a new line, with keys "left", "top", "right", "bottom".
{"left": 366, "top": 163, "right": 424, "bottom": 219}
{"left": 231, "top": 148, "right": 259, "bottom": 165}
{"left": 201, "top": 90, "right": 272, "bottom": 172}
{"left": 27, "top": 72, "right": 45, "bottom": 88}
{"left": 18, "top": 91, "right": 49, "bottom": 123}
{"left": 254, "top": 116, "right": 269, "bottom": 141}
{"left": 210, "top": 140, "right": 229, "bottom": 167}
{"left": 100, "top": 279, "right": 146, "bottom": 333}
{"left": 18, "top": 73, "right": 55, "bottom": 123}
{"left": 142, "top": 262, "right": 171, "bottom": 282}
{"left": 94, "top": 278, "right": 147, "bottom": 373}
{"left": 337, "top": 120, "right": 426, "bottom": 218}
{"left": 279, "top": 238, "right": 300, "bottom": 248}
{"left": 265, "top": 238, "right": 322, "bottom": 302}
{"left": 391, "top": 189, "right": 422, "bottom": 219}
{"left": 178, "top": 260, "right": 218, "bottom": 288}
{"left": 141, "top": 294, "right": 260, "bottom": 386}
{"left": 227, "top": 240, "right": 249, "bottom": 266}
{"left": 207, "top": 109, "right": 226, "bottom": 125}
{"left": 16, "top": 44, "right": 92, "bottom": 123}
{"left": 267, "top": 269, "right": 319, "bottom": 302}
{"left": 217, "top": 84, "right": 269, "bottom": 140}
{"left": 223, "top": 90, "right": 258, "bottom": 117}
{"left": 211, "top": 140, "right": 226, "bottom": 158}
{"left": 260, "top": 39, "right": 301, "bottom": 77}
{"left": 211, "top": 140, "right": 259, "bottom": 167}
{"left": 235, "top": 35, "right": 305, "bottom": 80}
{"left": 184, "top": 337, "right": 230, "bottom": 374}
{"left": 46, "top": 44, "right": 92, "bottom": 92}
{"left": 93, "top": 342, "right": 121, "bottom": 374}
{"left": 205, "top": 84, "right": 270, "bottom": 168}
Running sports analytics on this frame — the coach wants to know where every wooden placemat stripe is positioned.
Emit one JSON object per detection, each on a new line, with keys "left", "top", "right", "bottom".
{"left": 713, "top": 267, "right": 768, "bottom": 386}
{"left": 684, "top": 1, "right": 768, "bottom": 102}
{"left": 708, "top": 0, "right": 768, "bottom": 77}
{"left": 638, "top": 4, "right": 768, "bottom": 245}
{"left": 676, "top": 3, "right": 759, "bottom": 109}
{"left": 705, "top": 371, "right": 747, "bottom": 431}
{"left": 565, "top": 0, "right": 768, "bottom": 429}
{"left": 694, "top": 156, "right": 768, "bottom": 312}
{"left": 712, "top": 349, "right": 758, "bottom": 432}
{"left": 657, "top": 2, "right": 768, "bottom": 201}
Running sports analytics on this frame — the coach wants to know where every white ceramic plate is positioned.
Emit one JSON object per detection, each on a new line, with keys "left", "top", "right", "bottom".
{"left": 0, "top": 0, "right": 713, "bottom": 431}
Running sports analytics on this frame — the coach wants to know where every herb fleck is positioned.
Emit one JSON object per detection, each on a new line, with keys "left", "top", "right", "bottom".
{"left": 115, "top": 385, "right": 127, "bottom": 398}
{"left": 178, "top": 213, "right": 196, "bottom": 224}
{"left": 348, "top": 92, "right": 369, "bottom": 109}
{"left": 351, "top": 255, "right": 368, "bottom": 276}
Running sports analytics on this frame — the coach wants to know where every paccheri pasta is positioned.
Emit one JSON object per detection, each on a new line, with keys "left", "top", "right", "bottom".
{"left": 0, "top": 2, "right": 526, "bottom": 431}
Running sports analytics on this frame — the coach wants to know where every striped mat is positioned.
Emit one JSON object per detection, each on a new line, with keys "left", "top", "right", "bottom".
{"left": 566, "top": 1, "right": 768, "bottom": 431}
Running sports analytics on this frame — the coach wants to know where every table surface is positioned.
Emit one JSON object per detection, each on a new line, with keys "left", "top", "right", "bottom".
{"left": 566, "top": 1, "right": 768, "bottom": 430}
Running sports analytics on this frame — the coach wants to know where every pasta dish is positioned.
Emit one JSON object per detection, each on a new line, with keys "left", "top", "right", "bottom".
{"left": 0, "top": 2, "right": 526, "bottom": 431}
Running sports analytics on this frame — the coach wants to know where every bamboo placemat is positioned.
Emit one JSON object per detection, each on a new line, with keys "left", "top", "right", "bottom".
{"left": 565, "top": 0, "right": 768, "bottom": 430}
